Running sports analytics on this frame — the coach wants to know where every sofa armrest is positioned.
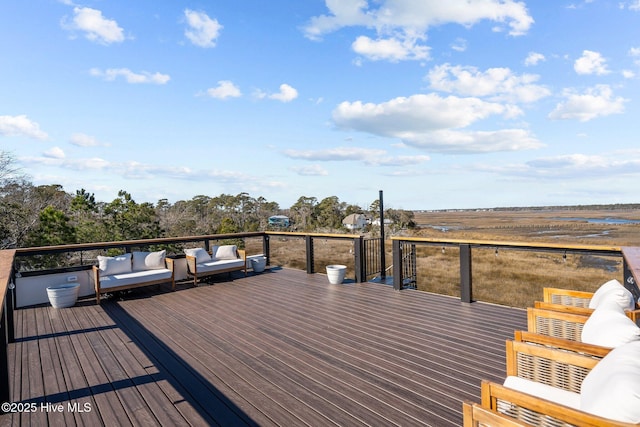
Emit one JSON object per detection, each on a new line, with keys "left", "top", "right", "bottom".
{"left": 185, "top": 255, "right": 197, "bottom": 274}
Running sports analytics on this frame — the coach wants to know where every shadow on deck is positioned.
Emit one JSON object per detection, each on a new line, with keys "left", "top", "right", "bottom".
{"left": 2, "top": 268, "right": 527, "bottom": 426}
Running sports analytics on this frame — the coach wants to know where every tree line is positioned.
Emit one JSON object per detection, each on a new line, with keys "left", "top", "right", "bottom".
{"left": 0, "top": 151, "right": 415, "bottom": 249}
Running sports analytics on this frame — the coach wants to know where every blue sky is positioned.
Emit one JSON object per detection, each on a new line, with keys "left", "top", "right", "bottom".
{"left": 2, "top": 0, "right": 640, "bottom": 210}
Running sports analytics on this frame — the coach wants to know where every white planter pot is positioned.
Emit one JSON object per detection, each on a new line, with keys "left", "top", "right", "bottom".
{"left": 326, "top": 265, "right": 347, "bottom": 284}
{"left": 47, "top": 282, "right": 80, "bottom": 308}
{"left": 250, "top": 257, "right": 267, "bottom": 273}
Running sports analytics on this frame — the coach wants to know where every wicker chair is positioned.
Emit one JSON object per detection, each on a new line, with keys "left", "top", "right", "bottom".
{"left": 538, "top": 287, "right": 640, "bottom": 324}
{"left": 472, "top": 381, "right": 639, "bottom": 427}
{"left": 527, "top": 307, "right": 589, "bottom": 341}
{"left": 513, "top": 330, "right": 611, "bottom": 358}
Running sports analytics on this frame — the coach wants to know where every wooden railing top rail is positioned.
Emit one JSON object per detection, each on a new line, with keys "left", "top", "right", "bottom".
{"left": 265, "top": 231, "right": 362, "bottom": 239}
{"left": 391, "top": 236, "right": 621, "bottom": 254}
{"left": 0, "top": 249, "right": 16, "bottom": 313}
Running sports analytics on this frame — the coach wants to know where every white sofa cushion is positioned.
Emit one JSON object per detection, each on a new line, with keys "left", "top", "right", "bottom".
{"left": 196, "top": 258, "right": 245, "bottom": 273}
{"left": 132, "top": 250, "right": 166, "bottom": 271}
{"left": 185, "top": 248, "right": 211, "bottom": 263}
{"left": 98, "top": 253, "right": 132, "bottom": 276}
{"left": 581, "top": 299, "right": 640, "bottom": 347}
{"left": 503, "top": 376, "right": 580, "bottom": 410}
{"left": 580, "top": 340, "right": 640, "bottom": 423}
{"left": 98, "top": 269, "right": 173, "bottom": 290}
{"left": 212, "top": 245, "right": 238, "bottom": 260}
{"left": 588, "top": 279, "right": 634, "bottom": 310}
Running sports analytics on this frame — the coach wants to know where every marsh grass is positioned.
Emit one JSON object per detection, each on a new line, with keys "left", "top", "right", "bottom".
{"left": 242, "top": 209, "right": 639, "bottom": 308}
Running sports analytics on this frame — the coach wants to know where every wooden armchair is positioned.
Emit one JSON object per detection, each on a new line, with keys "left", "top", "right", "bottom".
{"left": 513, "top": 330, "right": 611, "bottom": 358}
{"left": 472, "top": 380, "right": 639, "bottom": 427}
{"left": 539, "top": 287, "right": 640, "bottom": 324}
{"left": 527, "top": 307, "right": 588, "bottom": 341}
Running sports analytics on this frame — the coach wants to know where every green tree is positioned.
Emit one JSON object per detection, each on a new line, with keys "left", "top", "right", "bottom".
{"left": 315, "top": 196, "right": 345, "bottom": 230}
{"left": 102, "top": 191, "right": 163, "bottom": 241}
{"left": 25, "top": 205, "right": 76, "bottom": 246}
{"left": 290, "top": 196, "right": 318, "bottom": 231}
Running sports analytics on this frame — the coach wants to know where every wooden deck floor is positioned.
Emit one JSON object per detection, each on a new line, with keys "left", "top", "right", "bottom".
{"left": 2, "top": 268, "right": 527, "bottom": 426}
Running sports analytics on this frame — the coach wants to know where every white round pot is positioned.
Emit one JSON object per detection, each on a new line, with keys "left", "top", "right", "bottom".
{"left": 251, "top": 257, "right": 267, "bottom": 273}
{"left": 47, "top": 282, "right": 80, "bottom": 308}
{"left": 326, "top": 265, "right": 347, "bottom": 284}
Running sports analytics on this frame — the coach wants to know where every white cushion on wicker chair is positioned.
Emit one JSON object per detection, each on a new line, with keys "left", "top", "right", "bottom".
{"left": 581, "top": 299, "right": 640, "bottom": 348}
{"left": 503, "top": 376, "right": 580, "bottom": 409}
{"left": 184, "top": 248, "right": 211, "bottom": 263}
{"left": 581, "top": 340, "right": 640, "bottom": 423}
{"left": 588, "top": 279, "right": 634, "bottom": 310}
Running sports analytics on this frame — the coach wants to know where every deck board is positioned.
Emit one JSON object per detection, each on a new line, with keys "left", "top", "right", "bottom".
{"left": 2, "top": 268, "right": 527, "bottom": 426}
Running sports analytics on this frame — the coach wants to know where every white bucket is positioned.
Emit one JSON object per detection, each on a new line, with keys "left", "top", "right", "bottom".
{"left": 250, "top": 257, "right": 267, "bottom": 273}
{"left": 46, "top": 282, "right": 80, "bottom": 308}
{"left": 326, "top": 265, "right": 347, "bottom": 284}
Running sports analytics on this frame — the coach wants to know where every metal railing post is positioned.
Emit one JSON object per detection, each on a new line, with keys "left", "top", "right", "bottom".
{"left": 354, "top": 236, "right": 364, "bottom": 283}
{"left": 263, "top": 234, "right": 270, "bottom": 266}
{"left": 306, "top": 236, "right": 314, "bottom": 274}
{"left": 460, "top": 244, "right": 473, "bottom": 303}
{"left": 392, "top": 239, "right": 402, "bottom": 290}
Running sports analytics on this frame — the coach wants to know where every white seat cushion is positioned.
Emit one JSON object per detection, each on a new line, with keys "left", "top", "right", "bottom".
{"left": 196, "top": 258, "right": 245, "bottom": 273}
{"left": 503, "top": 376, "right": 580, "bottom": 410}
{"left": 98, "top": 269, "right": 172, "bottom": 290}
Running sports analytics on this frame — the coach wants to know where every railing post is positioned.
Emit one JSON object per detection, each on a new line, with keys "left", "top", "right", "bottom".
{"left": 392, "top": 239, "right": 402, "bottom": 290}
{"left": 306, "top": 236, "right": 314, "bottom": 274}
{"left": 354, "top": 236, "right": 364, "bottom": 283}
{"left": 262, "top": 234, "right": 270, "bottom": 267}
{"left": 460, "top": 244, "right": 473, "bottom": 303}
{"left": 0, "top": 302, "right": 9, "bottom": 405}
{"left": 623, "top": 257, "right": 640, "bottom": 301}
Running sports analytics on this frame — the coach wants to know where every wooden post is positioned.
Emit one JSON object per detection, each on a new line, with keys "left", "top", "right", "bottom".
{"left": 460, "top": 244, "right": 473, "bottom": 303}
{"left": 306, "top": 236, "right": 314, "bottom": 274}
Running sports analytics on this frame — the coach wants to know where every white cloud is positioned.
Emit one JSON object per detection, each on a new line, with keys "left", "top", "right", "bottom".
{"left": 451, "top": 38, "right": 467, "bottom": 52}
{"left": 332, "top": 94, "right": 542, "bottom": 153}
{"left": 63, "top": 7, "right": 125, "bottom": 45}
{"left": 548, "top": 84, "right": 627, "bottom": 122}
{"left": 426, "top": 63, "right": 551, "bottom": 103}
{"left": 184, "top": 9, "right": 223, "bottom": 48}
{"left": 352, "top": 34, "right": 430, "bottom": 62}
{"left": 627, "top": 1, "right": 640, "bottom": 11}
{"left": 524, "top": 51, "right": 545, "bottom": 66}
{"left": 70, "top": 133, "right": 108, "bottom": 147}
{"left": 90, "top": 68, "right": 170, "bottom": 84}
{"left": 283, "top": 146, "right": 430, "bottom": 166}
{"left": 44, "top": 147, "right": 65, "bottom": 159}
{"left": 206, "top": 80, "right": 242, "bottom": 99}
{"left": 574, "top": 50, "right": 610, "bottom": 75}
{"left": 0, "top": 115, "right": 48, "bottom": 140}
{"left": 290, "top": 165, "right": 329, "bottom": 176}
{"left": 256, "top": 84, "right": 298, "bottom": 102}
{"left": 303, "top": 1, "right": 532, "bottom": 63}
{"left": 622, "top": 70, "right": 635, "bottom": 79}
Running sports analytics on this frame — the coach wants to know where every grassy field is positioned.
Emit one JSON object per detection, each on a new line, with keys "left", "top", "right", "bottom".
{"left": 247, "top": 207, "right": 640, "bottom": 308}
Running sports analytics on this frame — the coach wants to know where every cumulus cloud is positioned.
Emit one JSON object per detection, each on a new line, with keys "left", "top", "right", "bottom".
{"left": 205, "top": 80, "right": 242, "bottom": 99}
{"left": 331, "top": 94, "right": 542, "bottom": 153}
{"left": 62, "top": 7, "right": 125, "bottom": 45}
{"left": 44, "top": 147, "right": 65, "bottom": 159}
{"left": 90, "top": 68, "right": 170, "bottom": 84}
{"left": 574, "top": 50, "right": 610, "bottom": 75}
{"left": 524, "top": 51, "right": 545, "bottom": 66}
{"left": 303, "top": 0, "right": 533, "bottom": 61}
{"left": 283, "top": 146, "right": 430, "bottom": 166}
{"left": 184, "top": 9, "right": 223, "bottom": 48}
{"left": 256, "top": 84, "right": 299, "bottom": 102}
{"left": 352, "top": 34, "right": 430, "bottom": 62}
{"left": 70, "top": 133, "right": 108, "bottom": 147}
{"left": 426, "top": 63, "right": 551, "bottom": 103}
{"left": 0, "top": 115, "right": 48, "bottom": 140}
{"left": 548, "top": 84, "right": 626, "bottom": 122}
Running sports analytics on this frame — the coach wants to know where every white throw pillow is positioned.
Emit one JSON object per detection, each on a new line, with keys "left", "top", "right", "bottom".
{"left": 581, "top": 299, "right": 640, "bottom": 347}
{"left": 132, "top": 250, "right": 166, "bottom": 271}
{"left": 98, "top": 253, "right": 132, "bottom": 276}
{"left": 184, "top": 248, "right": 211, "bottom": 263}
{"left": 213, "top": 245, "right": 238, "bottom": 260}
{"left": 581, "top": 340, "right": 640, "bottom": 423}
{"left": 588, "top": 279, "right": 634, "bottom": 310}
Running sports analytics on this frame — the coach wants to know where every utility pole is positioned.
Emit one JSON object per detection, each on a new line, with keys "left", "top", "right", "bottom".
{"left": 379, "top": 190, "right": 386, "bottom": 280}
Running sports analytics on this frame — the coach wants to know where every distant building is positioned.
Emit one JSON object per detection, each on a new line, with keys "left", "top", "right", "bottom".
{"left": 371, "top": 218, "right": 394, "bottom": 226}
{"left": 268, "top": 215, "right": 290, "bottom": 227}
{"left": 342, "top": 213, "right": 368, "bottom": 231}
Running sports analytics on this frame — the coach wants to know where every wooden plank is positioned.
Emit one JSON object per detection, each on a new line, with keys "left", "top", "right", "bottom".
{"left": 1, "top": 268, "right": 528, "bottom": 426}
